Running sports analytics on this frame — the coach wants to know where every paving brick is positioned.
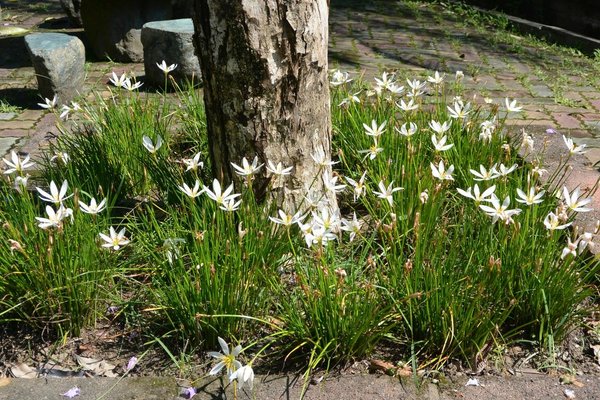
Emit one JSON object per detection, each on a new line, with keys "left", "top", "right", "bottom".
{"left": 0, "top": 113, "right": 17, "bottom": 121}
{"left": 0, "top": 119, "right": 36, "bottom": 130}
{"left": 0, "top": 129, "right": 31, "bottom": 137}
{"left": 508, "top": 119, "right": 554, "bottom": 128}
{"left": 525, "top": 111, "right": 550, "bottom": 120}
{"left": 552, "top": 113, "right": 582, "bottom": 130}
{"left": 17, "top": 109, "right": 44, "bottom": 121}
{"left": 0, "top": 137, "right": 19, "bottom": 159}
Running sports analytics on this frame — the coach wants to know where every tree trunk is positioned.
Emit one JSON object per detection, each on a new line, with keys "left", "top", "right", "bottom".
{"left": 191, "top": 0, "right": 337, "bottom": 212}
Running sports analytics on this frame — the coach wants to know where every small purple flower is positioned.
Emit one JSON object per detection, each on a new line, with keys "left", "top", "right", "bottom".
{"left": 182, "top": 387, "right": 197, "bottom": 399}
{"left": 546, "top": 128, "right": 557, "bottom": 134}
{"left": 106, "top": 305, "right": 119, "bottom": 315}
{"left": 62, "top": 386, "right": 80, "bottom": 398}
{"left": 125, "top": 356, "right": 138, "bottom": 372}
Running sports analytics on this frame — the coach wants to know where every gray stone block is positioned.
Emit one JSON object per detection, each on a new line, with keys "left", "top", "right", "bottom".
{"left": 80, "top": 0, "right": 172, "bottom": 63}
{"left": 141, "top": 18, "right": 202, "bottom": 87}
{"left": 24, "top": 33, "right": 86, "bottom": 104}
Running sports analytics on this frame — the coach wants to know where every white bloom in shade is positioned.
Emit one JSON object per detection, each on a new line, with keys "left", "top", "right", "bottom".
{"left": 470, "top": 164, "right": 499, "bottom": 181}
{"left": 109, "top": 71, "right": 128, "bottom": 87}
{"left": 543, "top": 211, "right": 572, "bottom": 231}
{"left": 208, "top": 337, "right": 243, "bottom": 376}
{"left": 562, "top": 135, "right": 586, "bottom": 155}
{"left": 387, "top": 83, "right": 405, "bottom": 95}
{"left": 358, "top": 143, "right": 384, "bottom": 160}
{"left": 304, "top": 226, "right": 337, "bottom": 248}
{"left": 407, "top": 78, "right": 426, "bottom": 97}
{"left": 505, "top": 98, "right": 523, "bottom": 113}
{"left": 479, "top": 195, "right": 521, "bottom": 224}
{"left": 219, "top": 197, "right": 242, "bottom": 212}
{"left": 178, "top": 180, "right": 203, "bottom": 198}
{"left": 330, "top": 70, "right": 352, "bottom": 86}
{"left": 395, "top": 122, "right": 418, "bottom": 137}
{"left": 457, "top": 184, "right": 496, "bottom": 203}
{"left": 311, "top": 146, "right": 339, "bottom": 167}
{"left": 341, "top": 212, "right": 362, "bottom": 242}
{"left": 516, "top": 187, "right": 545, "bottom": 205}
{"left": 373, "top": 180, "right": 403, "bottom": 206}
{"left": 231, "top": 156, "right": 263, "bottom": 177}
{"left": 578, "top": 231, "right": 596, "bottom": 254}
{"left": 427, "top": 71, "right": 445, "bottom": 85}
{"left": 322, "top": 171, "right": 346, "bottom": 193}
{"left": 36, "top": 180, "right": 72, "bottom": 205}
{"left": 99, "top": 227, "right": 130, "bottom": 250}
{"left": 142, "top": 135, "right": 163, "bottom": 153}
{"left": 36, "top": 205, "right": 71, "bottom": 229}
{"left": 561, "top": 238, "right": 578, "bottom": 259}
{"left": 374, "top": 71, "right": 395, "bottom": 90}
{"left": 563, "top": 186, "right": 593, "bottom": 213}
{"left": 428, "top": 119, "right": 452, "bottom": 135}
{"left": 496, "top": 163, "right": 517, "bottom": 177}
{"left": 338, "top": 91, "right": 361, "bottom": 107}
{"left": 204, "top": 179, "right": 240, "bottom": 205}
{"left": 3, "top": 150, "right": 34, "bottom": 175}
{"left": 14, "top": 175, "right": 29, "bottom": 193}
{"left": 363, "top": 120, "right": 387, "bottom": 138}
{"left": 51, "top": 152, "right": 70, "bottom": 164}
{"left": 156, "top": 60, "right": 178, "bottom": 73}
{"left": 60, "top": 102, "right": 81, "bottom": 120}
{"left": 521, "top": 131, "right": 534, "bottom": 153}
{"left": 266, "top": 160, "right": 293, "bottom": 176}
{"left": 79, "top": 197, "right": 107, "bottom": 214}
{"left": 312, "top": 207, "right": 341, "bottom": 232}
{"left": 183, "top": 152, "right": 203, "bottom": 172}
{"left": 430, "top": 160, "right": 454, "bottom": 181}
{"left": 269, "top": 209, "right": 306, "bottom": 227}
{"left": 431, "top": 134, "right": 454, "bottom": 152}
{"left": 455, "top": 70, "right": 464, "bottom": 81}
{"left": 229, "top": 364, "right": 255, "bottom": 391}
{"left": 397, "top": 98, "right": 419, "bottom": 111}
{"left": 420, "top": 189, "right": 429, "bottom": 204}
{"left": 346, "top": 170, "right": 367, "bottom": 201}
{"left": 37, "top": 95, "right": 57, "bottom": 109}
{"left": 121, "top": 78, "right": 143, "bottom": 91}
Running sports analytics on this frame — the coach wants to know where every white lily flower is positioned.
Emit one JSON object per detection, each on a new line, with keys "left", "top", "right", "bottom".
{"left": 561, "top": 238, "right": 578, "bottom": 259}
{"left": 395, "top": 122, "right": 418, "bottom": 137}
{"left": 457, "top": 184, "right": 496, "bottom": 203}
{"left": 431, "top": 134, "right": 454, "bottom": 152}
{"left": 231, "top": 156, "right": 263, "bottom": 177}
{"left": 543, "top": 211, "right": 572, "bottom": 231}
{"left": 470, "top": 164, "right": 499, "bottom": 181}
{"left": 99, "top": 227, "right": 130, "bottom": 250}
{"left": 208, "top": 337, "right": 243, "bottom": 376}
{"left": 322, "top": 171, "right": 346, "bottom": 194}
{"left": 346, "top": 171, "right": 367, "bottom": 201}
{"left": 79, "top": 197, "right": 107, "bottom": 214}
{"left": 269, "top": 209, "right": 306, "bottom": 227}
{"left": 427, "top": 71, "right": 445, "bottom": 85}
{"left": 341, "top": 212, "right": 362, "bottom": 242}
{"left": 229, "top": 364, "right": 255, "bottom": 391}
{"left": 516, "top": 187, "right": 545, "bottom": 205}
{"left": 496, "top": 163, "right": 517, "bottom": 177}
{"left": 142, "top": 135, "right": 163, "bottom": 153}
{"left": 363, "top": 120, "right": 387, "bottom": 138}
{"left": 397, "top": 98, "right": 419, "bottom": 111}
{"left": 447, "top": 99, "right": 471, "bottom": 119}
{"left": 179, "top": 180, "right": 203, "bottom": 198}
{"left": 36, "top": 180, "right": 72, "bottom": 205}
{"left": 479, "top": 195, "right": 521, "bottom": 224}
{"left": 183, "top": 152, "right": 204, "bottom": 172}
{"left": 431, "top": 160, "right": 454, "bottom": 181}
{"left": 373, "top": 180, "right": 403, "bottom": 206}
{"left": 219, "top": 197, "right": 242, "bottom": 212}
{"left": 203, "top": 179, "right": 240, "bottom": 205}
{"left": 358, "top": 143, "right": 384, "bottom": 160}
{"left": 505, "top": 98, "right": 523, "bottom": 113}
{"left": 37, "top": 95, "right": 57, "bottom": 109}
{"left": 122, "top": 78, "right": 143, "bottom": 91}
{"left": 3, "top": 150, "right": 34, "bottom": 175}
{"left": 35, "top": 205, "right": 71, "bottom": 230}
{"left": 562, "top": 186, "right": 592, "bottom": 213}
{"left": 311, "top": 146, "right": 339, "bottom": 167}
{"left": 156, "top": 60, "right": 178, "bottom": 74}
{"left": 266, "top": 160, "right": 293, "bottom": 176}
{"left": 562, "top": 135, "right": 586, "bottom": 155}
{"left": 109, "top": 71, "right": 128, "bottom": 87}
{"left": 330, "top": 70, "right": 352, "bottom": 86}
{"left": 428, "top": 119, "right": 452, "bottom": 135}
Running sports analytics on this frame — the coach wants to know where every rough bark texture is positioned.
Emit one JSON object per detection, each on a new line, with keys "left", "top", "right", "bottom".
{"left": 192, "top": 0, "right": 337, "bottom": 212}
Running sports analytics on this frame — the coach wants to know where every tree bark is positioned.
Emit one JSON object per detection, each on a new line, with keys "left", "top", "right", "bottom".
{"left": 191, "top": 0, "right": 337, "bottom": 212}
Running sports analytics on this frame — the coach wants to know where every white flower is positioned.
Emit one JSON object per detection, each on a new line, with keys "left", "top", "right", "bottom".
{"left": 447, "top": 100, "right": 471, "bottom": 119}
{"left": 505, "top": 98, "right": 523, "bottom": 113}
{"left": 35, "top": 205, "right": 71, "bottom": 230}
{"left": 231, "top": 156, "right": 263, "bottom": 177}
{"left": 322, "top": 171, "right": 346, "bottom": 194}
{"left": 397, "top": 98, "right": 419, "bottom": 111}
{"left": 330, "top": 70, "right": 352, "bottom": 86}
{"left": 79, "top": 197, "right": 107, "bottom": 214}
{"left": 50, "top": 152, "right": 70, "bottom": 165}
{"left": 229, "top": 364, "right": 255, "bottom": 391}
{"left": 142, "top": 135, "right": 163, "bottom": 153}
{"left": 470, "top": 164, "right": 499, "bottom": 181}
{"left": 346, "top": 171, "right": 367, "bottom": 201}
{"left": 363, "top": 120, "right": 387, "bottom": 138}
{"left": 455, "top": 70, "right": 464, "bottom": 81}
{"left": 99, "top": 227, "right": 130, "bottom": 250}
{"left": 304, "top": 225, "right": 337, "bottom": 248}
{"left": 374, "top": 72, "right": 395, "bottom": 90}
{"left": 562, "top": 135, "right": 586, "bottom": 155}
{"left": 515, "top": 187, "right": 545, "bottom": 205}
{"left": 156, "top": 60, "right": 178, "bottom": 74}
{"left": 266, "top": 160, "right": 293, "bottom": 176}
{"left": 312, "top": 207, "right": 341, "bottom": 233}
{"left": 121, "top": 78, "right": 143, "bottom": 91}
{"left": 341, "top": 212, "right": 362, "bottom": 242}
{"left": 183, "top": 152, "right": 203, "bottom": 172}
{"left": 59, "top": 102, "right": 81, "bottom": 120}
{"left": 358, "top": 143, "right": 384, "bottom": 160}
{"left": 338, "top": 92, "right": 361, "bottom": 107}
{"left": 204, "top": 179, "right": 240, "bottom": 205}
{"left": 428, "top": 120, "right": 452, "bottom": 135}
{"left": 37, "top": 95, "right": 57, "bottom": 109}
{"left": 395, "top": 122, "right": 418, "bottom": 137}
{"left": 431, "top": 160, "right": 454, "bottom": 181}
{"left": 14, "top": 175, "right": 29, "bottom": 193}
{"left": 109, "top": 71, "right": 128, "bottom": 87}
{"left": 562, "top": 186, "right": 592, "bottom": 213}
{"left": 496, "top": 163, "right": 517, "bottom": 177}
{"left": 269, "top": 209, "right": 306, "bottom": 227}
{"left": 311, "top": 146, "right": 338, "bottom": 167}
{"left": 208, "top": 337, "right": 243, "bottom": 376}
{"left": 431, "top": 134, "right": 454, "bottom": 152}
{"left": 479, "top": 195, "right": 521, "bottom": 224}
{"left": 219, "top": 197, "right": 242, "bottom": 212}
{"left": 521, "top": 131, "right": 534, "bottom": 153}
{"left": 420, "top": 189, "right": 429, "bottom": 204}
{"left": 543, "top": 211, "right": 572, "bottom": 231}
{"left": 577, "top": 231, "right": 596, "bottom": 254}
{"left": 561, "top": 238, "right": 578, "bottom": 259}
{"left": 3, "top": 150, "right": 34, "bottom": 175}
{"left": 36, "top": 180, "right": 72, "bottom": 205}
{"left": 427, "top": 71, "right": 445, "bottom": 85}
{"left": 387, "top": 83, "right": 405, "bottom": 95}
{"left": 457, "top": 184, "right": 496, "bottom": 203}
{"left": 179, "top": 180, "right": 203, "bottom": 198}
{"left": 407, "top": 78, "right": 426, "bottom": 97}
{"left": 373, "top": 180, "right": 403, "bottom": 206}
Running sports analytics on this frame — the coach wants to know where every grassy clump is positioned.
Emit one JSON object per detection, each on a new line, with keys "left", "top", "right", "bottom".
{"left": 0, "top": 68, "right": 597, "bottom": 376}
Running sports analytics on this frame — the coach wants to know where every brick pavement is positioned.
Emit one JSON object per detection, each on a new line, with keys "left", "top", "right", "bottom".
{"left": 2, "top": 0, "right": 600, "bottom": 166}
